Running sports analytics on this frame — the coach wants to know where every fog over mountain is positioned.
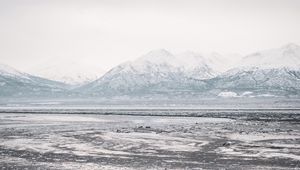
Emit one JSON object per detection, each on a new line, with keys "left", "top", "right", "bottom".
{"left": 27, "top": 59, "right": 105, "bottom": 85}
{"left": 238, "top": 43, "right": 300, "bottom": 69}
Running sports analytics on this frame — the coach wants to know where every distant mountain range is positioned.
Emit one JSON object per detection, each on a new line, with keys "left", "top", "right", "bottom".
{"left": 1, "top": 43, "right": 300, "bottom": 98}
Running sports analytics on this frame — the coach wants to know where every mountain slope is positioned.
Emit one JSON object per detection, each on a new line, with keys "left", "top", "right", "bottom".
{"left": 209, "top": 67, "right": 300, "bottom": 96}
{"left": 0, "top": 64, "right": 69, "bottom": 97}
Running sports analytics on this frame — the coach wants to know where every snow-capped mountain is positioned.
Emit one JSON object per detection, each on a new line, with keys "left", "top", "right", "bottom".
{"left": 126, "top": 49, "right": 217, "bottom": 79}
{"left": 27, "top": 60, "right": 105, "bottom": 85}
{"left": 79, "top": 44, "right": 300, "bottom": 98}
{"left": 79, "top": 49, "right": 213, "bottom": 96}
{"left": 211, "top": 43, "right": 300, "bottom": 97}
{"left": 0, "top": 63, "right": 68, "bottom": 97}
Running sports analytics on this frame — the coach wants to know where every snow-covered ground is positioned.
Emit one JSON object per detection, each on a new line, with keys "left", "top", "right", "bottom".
{"left": 0, "top": 111, "right": 299, "bottom": 169}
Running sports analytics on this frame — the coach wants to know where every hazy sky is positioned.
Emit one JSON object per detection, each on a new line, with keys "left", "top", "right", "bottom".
{"left": 0, "top": 0, "right": 300, "bottom": 71}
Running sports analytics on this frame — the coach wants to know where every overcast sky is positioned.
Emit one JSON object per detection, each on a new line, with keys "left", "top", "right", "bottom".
{"left": 0, "top": 0, "right": 300, "bottom": 71}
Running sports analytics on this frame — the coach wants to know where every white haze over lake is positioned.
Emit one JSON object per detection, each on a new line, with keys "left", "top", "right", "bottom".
{"left": 0, "top": 0, "right": 300, "bottom": 73}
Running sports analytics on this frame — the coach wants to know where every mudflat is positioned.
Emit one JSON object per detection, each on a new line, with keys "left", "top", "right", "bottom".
{"left": 0, "top": 110, "right": 299, "bottom": 169}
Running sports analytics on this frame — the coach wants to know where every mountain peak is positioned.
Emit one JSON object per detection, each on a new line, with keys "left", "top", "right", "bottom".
{"left": 136, "top": 49, "right": 174, "bottom": 65}
{"left": 143, "top": 49, "right": 173, "bottom": 58}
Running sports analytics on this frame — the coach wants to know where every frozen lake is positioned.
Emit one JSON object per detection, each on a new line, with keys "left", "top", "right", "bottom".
{"left": 0, "top": 110, "right": 299, "bottom": 169}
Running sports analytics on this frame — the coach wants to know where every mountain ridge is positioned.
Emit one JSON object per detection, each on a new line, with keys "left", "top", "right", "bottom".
{"left": 1, "top": 43, "right": 300, "bottom": 98}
